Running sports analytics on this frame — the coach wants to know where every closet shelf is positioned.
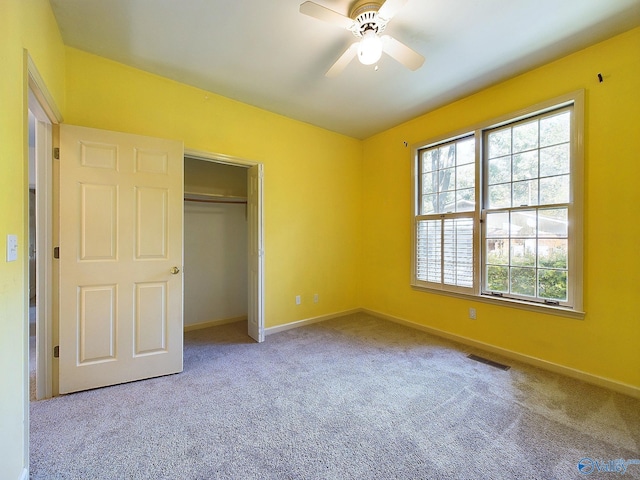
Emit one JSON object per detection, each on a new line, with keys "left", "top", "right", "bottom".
{"left": 184, "top": 191, "right": 247, "bottom": 204}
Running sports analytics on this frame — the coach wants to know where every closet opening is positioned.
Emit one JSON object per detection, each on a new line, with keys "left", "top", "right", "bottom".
{"left": 183, "top": 154, "right": 264, "bottom": 342}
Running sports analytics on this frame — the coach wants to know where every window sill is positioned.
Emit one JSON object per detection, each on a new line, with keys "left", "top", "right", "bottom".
{"left": 411, "top": 284, "right": 585, "bottom": 320}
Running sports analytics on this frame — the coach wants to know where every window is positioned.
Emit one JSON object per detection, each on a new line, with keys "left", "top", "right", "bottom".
{"left": 412, "top": 92, "right": 583, "bottom": 315}
{"left": 415, "top": 136, "right": 476, "bottom": 293}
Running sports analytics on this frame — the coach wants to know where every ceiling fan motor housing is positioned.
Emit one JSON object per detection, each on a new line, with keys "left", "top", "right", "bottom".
{"left": 349, "top": 1, "right": 387, "bottom": 37}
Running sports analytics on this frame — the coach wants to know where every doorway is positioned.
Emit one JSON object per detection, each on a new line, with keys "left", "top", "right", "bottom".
{"left": 184, "top": 158, "right": 248, "bottom": 332}
{"left": 183, "top": 151, "right": 265, "bottom": 342}
{"left": 28, "top": 112, "right": 36, "bottom": 400}
{"left": 27, "top": 88, "right": 56, "bottom": 400}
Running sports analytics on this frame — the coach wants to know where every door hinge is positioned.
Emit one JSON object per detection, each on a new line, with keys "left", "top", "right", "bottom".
{"left": 53, "top": 147, "right": 60, "bottom": 160}
{"left": 53, "top": 246, "right": 59, "bottom": 259}
{"left": 53, "top": 345, "right": 59, "bottom": 358}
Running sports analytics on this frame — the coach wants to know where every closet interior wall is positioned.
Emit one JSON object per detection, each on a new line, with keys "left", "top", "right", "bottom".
{"left": 183, "top": 157, "right": 248, "bottom": 330}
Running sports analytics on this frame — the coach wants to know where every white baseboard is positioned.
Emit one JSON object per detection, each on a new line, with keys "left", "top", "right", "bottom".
{"left": 260, "top": 307, "right": 639, "bottom": 399}
{"left": 183, "top": 316, "right": 247, "bottom": 332}
{"left": 362, "top": 308, "right": 640, "bottom": 400}
{"left": 20, "top": 468, "right": 28, "bottom": 480}
{"left": 264, "top": 309, "right": 361, "bottom": 336}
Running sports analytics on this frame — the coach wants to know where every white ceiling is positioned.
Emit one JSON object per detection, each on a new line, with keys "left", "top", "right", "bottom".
{"left": 50, "top": 0, "right": 640, "bottom": 139}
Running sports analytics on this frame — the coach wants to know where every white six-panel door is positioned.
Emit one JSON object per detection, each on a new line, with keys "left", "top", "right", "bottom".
{"left": 59, "top": 125, "right": 184, "bottom": 394}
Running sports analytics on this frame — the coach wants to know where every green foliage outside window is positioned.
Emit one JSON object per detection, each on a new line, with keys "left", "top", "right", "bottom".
{"left": 487, "top": 250, "right": 567, "bottom": 300}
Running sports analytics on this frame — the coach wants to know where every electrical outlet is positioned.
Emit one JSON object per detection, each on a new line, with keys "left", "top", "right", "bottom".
{"left": 313, "top": 294, "right": 319, "bottom": 303}
{"left": 469, "top": 307, "right": 477, "bottom": 320}
{"left": 295, "top": 295, "right": 301, "bottom": 305}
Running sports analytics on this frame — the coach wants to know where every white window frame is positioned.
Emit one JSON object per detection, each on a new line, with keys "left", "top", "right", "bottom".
{"left": 411, "top": 91, "right": 584, "bottom": 318}
{"left": 413, "top": 134, "right": 478, "bottom": 295}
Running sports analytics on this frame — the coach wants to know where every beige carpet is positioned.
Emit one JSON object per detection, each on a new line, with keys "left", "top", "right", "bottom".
{"left": 30, "top": 313, "right": 640, "bottom": 479}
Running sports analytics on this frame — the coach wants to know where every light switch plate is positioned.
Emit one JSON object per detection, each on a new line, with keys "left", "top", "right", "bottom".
{"left": 6, "top": 234, "right": 18, "bottom": 262}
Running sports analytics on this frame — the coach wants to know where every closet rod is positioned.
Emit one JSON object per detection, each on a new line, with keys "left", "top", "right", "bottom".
{"left": 184, "top": 197, "right": 247, "bottom": 205}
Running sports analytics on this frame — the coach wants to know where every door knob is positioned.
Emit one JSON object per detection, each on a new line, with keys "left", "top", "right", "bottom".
{"left": 170, "top": 266, "right": 180, "bottom": 275}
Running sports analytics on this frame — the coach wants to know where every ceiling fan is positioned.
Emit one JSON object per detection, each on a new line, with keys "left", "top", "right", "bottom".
{"left": 300, "top": 0, "right": 425, "bottom": 77}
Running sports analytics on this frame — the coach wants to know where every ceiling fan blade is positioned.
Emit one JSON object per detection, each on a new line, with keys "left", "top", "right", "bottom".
{"left": 381, "top": 35, "right": 424, "bottom": 70}
{"left": 377, "top": 0, "right": 407, "bottom": 21}
{"left": 325, "top": 43, "right": 358, "bottom": 77}
{"left": 299, "top": 1, "right": 355, "bottom": 29}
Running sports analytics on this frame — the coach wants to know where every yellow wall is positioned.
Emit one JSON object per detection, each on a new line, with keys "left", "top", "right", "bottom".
{"left": 1, "top": 2, "right": 638, "bottom": 475}
{"left": 0, "top": 0, "right": 66, "bottom": 477}
{"left": 361, "top": 27, "right": 640, "bottom": 389}
{"left": 64, "top": 47, "right": 363, "bottom": 328}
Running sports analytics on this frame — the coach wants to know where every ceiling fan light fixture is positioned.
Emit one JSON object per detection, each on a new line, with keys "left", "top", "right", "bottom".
{"left": 300, "top": 0, "right": 424, "bottom": 76}
{"left": 357, "top": 29, "right": 382, "bottom": 65}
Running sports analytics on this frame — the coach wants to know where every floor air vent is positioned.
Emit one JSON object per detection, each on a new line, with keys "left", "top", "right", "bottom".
{"left": 467, "top": 354, "right": 511, "bottom": 371}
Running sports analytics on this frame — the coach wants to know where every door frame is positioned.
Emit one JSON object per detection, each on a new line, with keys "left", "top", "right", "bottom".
{"left": 27, "top": 52, "right": 63, "bottom": 400}
{"left": 184, "top": 149, "right": 265, "bottom": 342}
